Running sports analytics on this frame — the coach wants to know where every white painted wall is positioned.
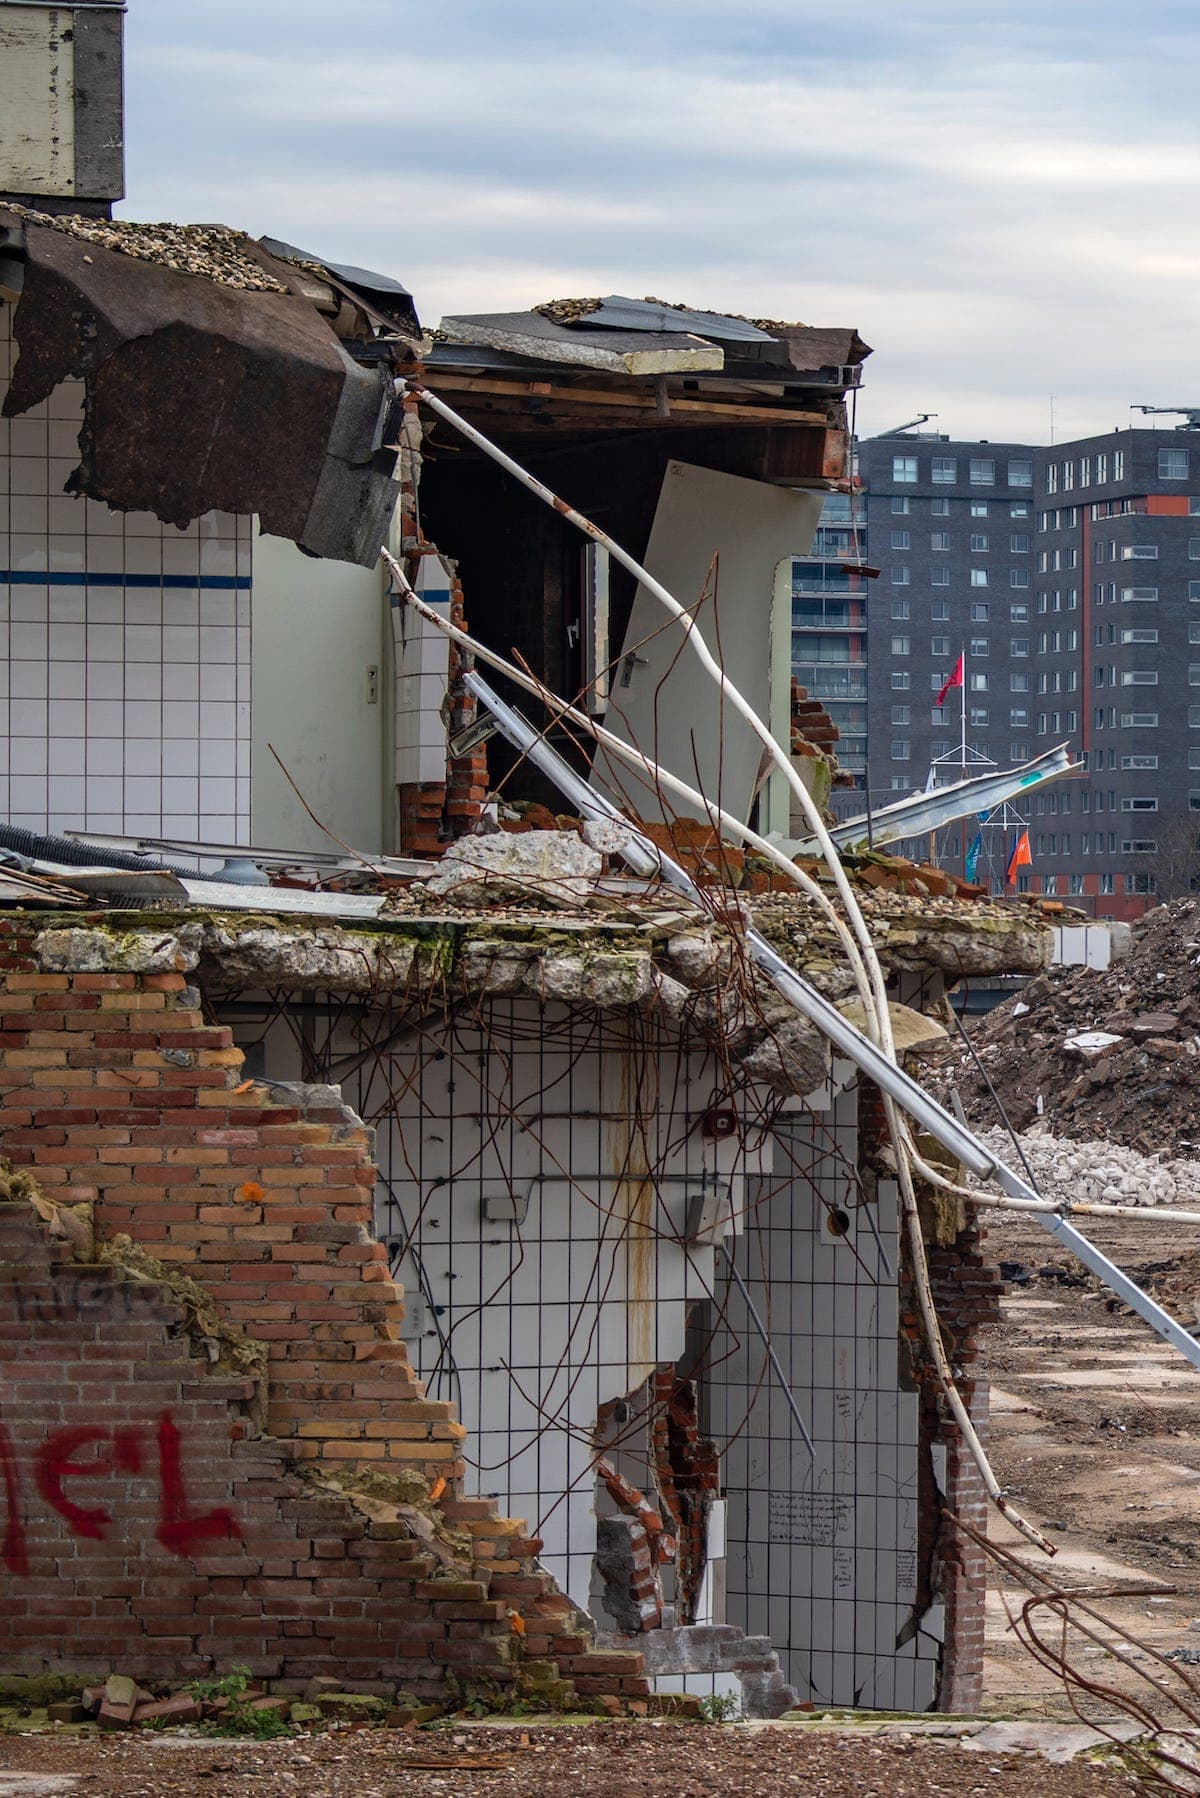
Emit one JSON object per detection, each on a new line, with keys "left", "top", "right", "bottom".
{"left": 591, "top": 461, "right": 821, "bottom": 835}
{"left": 249, "top": 531, "right": 389, "bottom": 855}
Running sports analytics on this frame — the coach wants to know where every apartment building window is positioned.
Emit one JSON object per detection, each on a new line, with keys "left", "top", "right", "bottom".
{"left": 891, "top": 635, "right": 911, "bottom": 655}
{"left": 1011, "top": 672, "right": 1030, "bottom": 691}
{"left": 891, "top": 566, "right": 911, "bottom": 585}
{"left": 931, "top": 497, "right": 950, "bottom": 517}
{"left": 891, "top": 706, "right": 911, "bottom": 724}
{"left": 930, "top": 707, "right": 946, "bottom": 725}
{"left": 890, "top": 598, "right": 911, "bottom": 619}
{"left": 1122, "top": 671, "right": 1159, "bottom": 685}
{"left": 969, "top": 672, "right": 989, "bottom": 691}
{"left": 1062, "top": 460, "right": 1075, "bottom": 491}
{"left": 1124, "top": 545, "right": 1158, "bottom": 559}
{"left": 1010, "top": 707, "right": 1029, "bottom": 727}
{"left": 1191, "top": 666, "right": 1200, "bottom": 686}
{"left": 1011, "top": 603, "right": 1029, "bottom": 622}
{"left": 1010, "top": 569, "right": 1030, "bottom": 588}
{"left": 1122, "top": 587, "right": 1158, "bottom": 602}
{"left": 930, "top": 636, "right": 951, "bottom": 657}
{"left": 970, "top": 500, "right": 989, "bottom": 517}
{"left": 1100, "top": 873, "right": 1114, "bottom": 895}
{"left": 1123, "top": 628, "right": 1158, "bottom": 644}
{"left": 970, "top": 458, "right": 995, "bottom": 486}
{"left": 970, "top": 533, "right": 989, "bottom": 552}
{"left": 1008, "top": 458, "right": 1033, "bottom": 487}
{"left": 1010, "top": 534, "right": 1030, "bottom": 553}
{"left": 1191, "top": 583, "right": 1200, "bottom": 602}
{"left": 1079, "top": 457, "right": 1091, "bottom": 488}
{"left": 1191, "top": 791, "right": 1200, "bottom": 811}
{"left": 931, "top": 567, "right": 950, "bottom": 586}
{"left": 1190, "top": 538, "right": 1200, "bottom": 561}
{"left": 931, "top": 532, "right": 951, "bottom": 551}
{"left": 1096, "top": 453, "right": 1108, "bottom": 484}
{"left": 1011, "top": 637, "right": 1030, "bottom": 656}
{"left": 1122, "top": 713, "right": 1159, "bottom": 727}
{"left": 1123, "top": 755, "right": 1158, "bottom": 769}
{"left": 890, "top": 671, "right": 910, "bottom": 689}
{"left": 969, "top": 638, "right": 989, "bottom": 656}
{"left": 1047, "top": 463, "right": 1058, "bottom": 494}
{"left": 891, "top": 740, "right": 911, "bottom": 760}
{"left": 931, "top": 456, "right": 956, "bottom": 483}
{"left": 970, "top": 569, "right": 989, "bottom": 587}
{"left": 931, "top": 675, "right": 948, "bottom": 692}
{"left": 1122, "top": 840, "right": 1158, "bottom": 855}
{"left": 890, "top": 777, "right": 912, "bottom": 792}
{"left": 931, "top": 600, "right": 950, "bottom": 620}
{"left": 1160, "top": 447, "right": 1189, "bottom": 480}
{"left": 1010, "top": 742, "right": 1029, "bottom": 761}
{"left": 893, "top": 456, "right": 918, "bottom": 482}
{"left": 1121, "top": 797, "right": 1158, "bottom": 812}
{"left": 891, "top": 496, "right": 911, "bottom": 515}
{"left": 1191, "top": 498, "right": 1200, "bottom": 515}
{"left": 969, "top": 708, "right": 989, "bottom": 726}
{"left": 970, "top": 603, "right": 989, "bottom": 621}
{"left": 891, "top": 530, "right": 911, "bottom": 549}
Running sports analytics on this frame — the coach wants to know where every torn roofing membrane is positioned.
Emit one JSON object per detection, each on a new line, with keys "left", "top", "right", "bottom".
{"left": 0, "top": 207, "right": 410, "bottom": 566}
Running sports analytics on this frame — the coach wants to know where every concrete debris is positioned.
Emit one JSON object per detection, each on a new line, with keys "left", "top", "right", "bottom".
{"left": 422, "top": 829, "right": 604, "bottom": 908}
{"left": 974, "top": 1127, "right": 1200, "bottom": 1211}
{"left": 930, "top": 894, "right": 1200, "bottom": 1155}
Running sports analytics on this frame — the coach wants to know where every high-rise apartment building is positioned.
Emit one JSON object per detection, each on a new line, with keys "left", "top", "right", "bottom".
{"left": 829, "top": 426, "right": 1200, "bottom": 918}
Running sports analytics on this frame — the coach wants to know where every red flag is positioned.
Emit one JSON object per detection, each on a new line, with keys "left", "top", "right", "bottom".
{"left": 1005, "top": 829, "right": 1032, "bottom": 887}
{"left": 935, "top": 652, "right": 964, "bottom": 707}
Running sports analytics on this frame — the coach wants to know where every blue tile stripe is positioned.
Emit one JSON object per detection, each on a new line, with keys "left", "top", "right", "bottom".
{"left": 0, "top": 571, "right": 250, "bottom": 590}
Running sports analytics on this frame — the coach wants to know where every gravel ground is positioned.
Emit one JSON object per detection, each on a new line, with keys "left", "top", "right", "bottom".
{"left": 0, "top": 1722, "right": 1142, "bottom": 1798}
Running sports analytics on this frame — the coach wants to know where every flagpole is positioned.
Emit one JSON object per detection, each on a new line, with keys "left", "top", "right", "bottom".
{"left": 959, "top": 645, "right": 967, "bottom": 875}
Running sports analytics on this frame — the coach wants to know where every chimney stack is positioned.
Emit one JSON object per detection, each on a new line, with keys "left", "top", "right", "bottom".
{"left": 0, "top": 1, "right": 125, "bottom": 217}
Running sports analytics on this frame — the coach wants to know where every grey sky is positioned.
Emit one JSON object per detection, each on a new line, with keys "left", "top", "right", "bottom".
{"left": 124, "top": 1, "right": 1200, "bottom": 446}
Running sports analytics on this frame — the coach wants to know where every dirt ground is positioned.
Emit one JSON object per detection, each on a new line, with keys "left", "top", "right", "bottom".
{"left": 0, "top": 1719, "right": 1142, "bottom": 1798}
{"left": 980, "top": 1207, "right": 1200, "bottom": 1720}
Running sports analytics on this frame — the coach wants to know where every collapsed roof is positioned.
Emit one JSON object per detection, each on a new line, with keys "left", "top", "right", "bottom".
{"left": 0, "top": 207, "right": 421, "bottom": 566}
{"left": 427, "top": 294, "right": 869, "bottom": 479}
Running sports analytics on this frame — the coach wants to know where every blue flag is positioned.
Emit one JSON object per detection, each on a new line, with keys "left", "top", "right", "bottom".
{"left": 965, "top": 831, "right": 983, "bottom": 883}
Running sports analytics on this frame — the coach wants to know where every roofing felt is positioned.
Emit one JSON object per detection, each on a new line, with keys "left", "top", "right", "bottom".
{"left": 436, "top": 308, "right": 725, "bottom": 376}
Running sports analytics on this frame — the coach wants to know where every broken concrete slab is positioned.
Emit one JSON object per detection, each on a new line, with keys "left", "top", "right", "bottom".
{"left": 423, "top": 830, "right": 603, "bottom": 908}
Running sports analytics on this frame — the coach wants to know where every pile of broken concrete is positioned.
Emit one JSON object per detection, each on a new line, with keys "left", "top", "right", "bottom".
{"left": 929, "top": 895, "right": 1200, "bottom": 1203}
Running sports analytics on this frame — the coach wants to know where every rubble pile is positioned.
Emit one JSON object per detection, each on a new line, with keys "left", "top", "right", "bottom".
{"left": 932, "top": 896, "right": 1200, "bottom": 1157}
{"left": 971, "top": 1126, "right": 1200, "bottom": 1210}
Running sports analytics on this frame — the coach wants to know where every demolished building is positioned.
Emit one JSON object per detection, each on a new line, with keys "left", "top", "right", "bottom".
{"left": 0, "top": 5, "right": 1085, "bottom": 1722}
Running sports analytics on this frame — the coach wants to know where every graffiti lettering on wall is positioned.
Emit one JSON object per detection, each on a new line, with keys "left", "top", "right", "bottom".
{"left": 0, "top": 1411, "right": 241, "bottom": 1575}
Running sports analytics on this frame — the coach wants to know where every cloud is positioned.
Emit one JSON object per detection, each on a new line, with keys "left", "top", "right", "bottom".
{"left": 121, "top": 0, "right": 1200, "bottom": 445}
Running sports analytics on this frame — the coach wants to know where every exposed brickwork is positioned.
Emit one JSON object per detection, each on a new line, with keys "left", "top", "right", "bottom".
{"left": 0, "top": 918, "right": 644, "bottom": 1701}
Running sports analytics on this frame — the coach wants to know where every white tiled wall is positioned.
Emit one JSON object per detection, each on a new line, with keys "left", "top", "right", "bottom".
{"left": 345, "top": 1001, "right": 767, "bottom": 1615}
{"left": 0, "top": 300, "right": 251, "bottom": 842}
{"left": 711, "top": 1096, "right": 943, "bottom": 1711}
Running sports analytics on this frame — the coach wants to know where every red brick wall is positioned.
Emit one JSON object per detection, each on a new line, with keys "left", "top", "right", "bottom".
{"left": 0, "top": 920, "right": 644, "bottom": 1702}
